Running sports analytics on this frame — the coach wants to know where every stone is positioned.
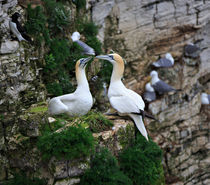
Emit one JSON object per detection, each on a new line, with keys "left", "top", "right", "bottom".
{"left": 54, "top": 178, "right": 80, "bottom": 185}
{"left": 0, "top": 41, "right": 19, "bottom": 54}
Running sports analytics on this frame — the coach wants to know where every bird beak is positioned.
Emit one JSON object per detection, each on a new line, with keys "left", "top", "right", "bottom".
{"left": 96, "top": 55, "right": 110, "bottom": 61}
{"left": 147, "top": 76, "right": 152, "bottom": 82}
{"left": 83, "top": 57, "right": 92, "bottom": 65}
{"left": 80, "top": 57, "right": 92, "bottom": 67}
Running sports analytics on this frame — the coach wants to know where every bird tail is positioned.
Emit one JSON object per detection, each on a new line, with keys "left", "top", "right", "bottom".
{"left": 129, "top": 114, "right": 148, "bottom": 141}
{"left": 48, "top": 98, "right": 68, "bottom": 115}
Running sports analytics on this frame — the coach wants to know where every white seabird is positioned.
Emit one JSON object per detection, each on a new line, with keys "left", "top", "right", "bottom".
{"left": 96, "top": 53, "right": 153, "bottom": 140}
{"left": 150, "top": 70, "right": 180, "bottom": 95}
{"left": 9, "top": 12, "right": 31, "bottom": 42}
{"left": 48, "top": 57, "right": 93, "bottom": 116}
{"left": 201, "top": 93, "right": 210, "bottom": 105}
{"left": 143, "top": 82, "right": 156, "bottom": 102}
{"left": 152, "top": 53, "right": 174, "bottom": 68}
{"left": 71, "top": 31, "right": 95, "bottom": 56}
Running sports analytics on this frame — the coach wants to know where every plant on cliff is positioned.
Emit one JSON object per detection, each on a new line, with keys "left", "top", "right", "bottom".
{"left": 79, "top": 148, "right": 132, "bottom": 185}
{"left": 37, "top": 125, "right": 95, "bottom": 160}
{"left": 3, "top": 173, "right": 46, "bottom": 185}
{"left": 119, "top": 134, "right": 165, "bottom": 185}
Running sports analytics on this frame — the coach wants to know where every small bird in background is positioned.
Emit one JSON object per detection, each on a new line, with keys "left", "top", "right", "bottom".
{"left": 143, "top": 82, "right": 156, "bottom": 102}
{"left": 184, "top": 43, "right": 200, "bottom": 58}
{"left": 48, "top": 57, "right": 93, "bottom": 116}
{"left": 150, "top": 70, "right": 181, "bottom": 95}
{"left": 201, "top": 93, "right": 210, "bottom": 105}
{"left": 152, "top": 53, "right": 174, "bottom": 68}
{"left": 9, "top": 12, "right": 32, "bottom": 42}
{"left": 96, "top": 53, "right": 157, "bottom": 141}
{"left": 71, "top": 31, "right": 95, "bottom": 56}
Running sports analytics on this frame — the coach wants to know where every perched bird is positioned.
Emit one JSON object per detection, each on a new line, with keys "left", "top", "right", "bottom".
{"left": 184, "top": 43, "right": 200, "bottom": 58}
{"left": 9, "top": 12, "right": 32, "bottom": 42}
{"left": 150, "top": 70, "right": 180, "bottom": 95}
{"left": 201, "top": 93, "right": 210, "bottom": 105}
{"left": 152, "top": 53, "right": 174, "bottom": 68}
{"left": 143, "top": 82, "right": 156, "bottom": 102}
{"left": 48, "top": 57, "right": 93, "bottom": 116}
{"left": 71, "top": 31, "right": 95, "bottom": 56}
{"left": 96, "top": 53, "right": 155, "bottom": 141}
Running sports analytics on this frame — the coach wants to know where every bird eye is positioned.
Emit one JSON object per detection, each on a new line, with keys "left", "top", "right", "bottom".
{"left": 109, "top": 55, "right": 114, "bottom": 60}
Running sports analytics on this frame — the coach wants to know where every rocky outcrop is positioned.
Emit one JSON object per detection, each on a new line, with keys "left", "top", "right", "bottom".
{"left": 92, "top": 0, "right": 210, "bottom": 184}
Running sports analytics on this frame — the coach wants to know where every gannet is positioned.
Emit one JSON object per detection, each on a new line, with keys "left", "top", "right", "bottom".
{"left": 9, "top": 12, "right": 32, "bottom": 42}
{"left": 71, "top": 31, "right": 95, "bottom": 56}
{"left": 152, "top": 53, "right": 174, "bottom": 68}
{"left": 143, "top": 82, "right": 156, "bottom": 102}
{"left": 201, "top": 93, "right": 210, "bottom": 105}
{"left": 150, "top": 70, "right": 180, "bottom": 95}
{"left": 48, "top": 57, "right": 93, "bottom": 116}
{"left": 96, "top": 53, "right": 152, "bottom": 140}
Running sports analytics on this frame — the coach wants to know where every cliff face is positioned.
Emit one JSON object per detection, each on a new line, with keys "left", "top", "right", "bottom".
{"left": 0, "top": 0, "right": 210, "bottom": 184}
{"left": 92, "top": 0, "right": 210, "bottom": 184}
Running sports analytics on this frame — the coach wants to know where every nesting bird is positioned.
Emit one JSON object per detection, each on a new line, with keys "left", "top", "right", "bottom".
{"left": 48, "top": 57, "right": 93, "bottom": 116}
{"left": 201, "top": 93, "right": 210, "bottom": 105}
{"left": 150, "top": 70, "right": 180, "bottom": 95}
{"left": 152, "top": 53, "right": 174, "bottom": 68}
{"left": 71, "top": 31, "right": 95, "bottom": 56}
{"left": 96, "top": 53, "right": 154, "bottom": 141}
{"left": 184, "top": 43, "right": 200, "bottom": 58}
{"left": 143, "top": 82, "right": 156, "bottom": 102}
{"left": 9, "top": 12, "right": 32, "bottom": 42}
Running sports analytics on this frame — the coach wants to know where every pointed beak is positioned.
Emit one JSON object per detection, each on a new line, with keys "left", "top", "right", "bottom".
{"left": 96, "top": 55, "right": 110, "bottom": 61}
{"left": 83, "top": 56, "right": 92, "bottom": 64}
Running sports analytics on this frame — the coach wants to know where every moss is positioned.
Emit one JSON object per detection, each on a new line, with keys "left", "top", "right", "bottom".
{"left": 119, "top": 134, "right": 165, "bottom": 185}
{"left": 52, "top": 111, "right": 113, "bottom": 133}
{"left": 3, "top": 173, "right": 47, "bottom": 185}
{"left": 37, "top": 125, "right": 95, "bottom": 160}
{"left": 118, "top": 124, "right": 135, "bottom": 149}
{"left": 79, "top": 148, "right": 132, "bottom": 185}
{"left": 29, "top": 106, "right": 48, "bottom": 113}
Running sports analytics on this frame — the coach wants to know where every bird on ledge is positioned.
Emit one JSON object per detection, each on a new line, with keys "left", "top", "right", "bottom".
{"left": 152, "top": 53, "right": 174, "bottom": 68}
{"left": 143, "top": 82, "right": 156, "bottom": 102}
{"left": 201, "top": 93, "right": 210, "bottom": 105}
{"left": 96, "top": 53, "right": 156, "bottom": 141}
{"left": 71, "top": 31, "right": 95, "bottom": 56}
{"left": 9, "top": 12, "right": 32, "bottom": 42}
{"left": 48, "top": 57, "right": 93, "bottom": 116}
{"left": 150, "top": 70, "right": 181, "bottom": 95}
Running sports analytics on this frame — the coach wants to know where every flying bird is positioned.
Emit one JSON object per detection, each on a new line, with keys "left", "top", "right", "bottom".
{"left": 9, "top": 12, "right": 32, "bottom": 42}
{"left": 48, "top": 57, "right": 93, "bottom": 116}
{"left": 96, "top": 53, "right": 156, "bottom": 141}
{"left": 150, "top": 70, "right": 181, "bottom": 95}
{"left": 152, "top": 53, "right": 174, "bottom": 68}
{"left": 71, "top": 31, "right": 95, "bottom": 56}
{"left": 184, "top": 43, "right": 200, "bottom": 58}
{"left": 143, "top": 82, "right": 156, "bottom": 102}
{"left": 201, "top": 93, "right": 210, "bottom": 105}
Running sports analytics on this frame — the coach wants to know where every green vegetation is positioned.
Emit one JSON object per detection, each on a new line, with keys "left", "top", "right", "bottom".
{"left": 73, "top": 0, "right": 86, "bottom": 10}
{"left": 37, "top": 125, "right": 95, "bottom": 160}
{"left": 50, "top": 111, "right": 114, "bottom": 133}
{"left": 3, "top": 173, "right": 46, "bottom": 185}
{"left": 81, "top": 111, "right": 113, "bottom": 132}
{"left": 119, "top": 134, "right": 165, "bottom": 185}
{"left": 79, "top": 148, "right": 132, "bottom": 185}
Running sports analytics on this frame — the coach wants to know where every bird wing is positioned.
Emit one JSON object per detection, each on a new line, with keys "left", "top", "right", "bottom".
{"left": 76, "top": 40, "right": 95, "bottom": 55}
{"left": 109, "top": 95, "right": 141, "bottom": 114}
{"left": 126, "top": 89, "right": 145, "bottom": 109}
{"left": 152, "top": 58, "right": 172, "bottom": 67}
{"left": 59, "top": 93, "right": 76, "bottom": 103}
{"left": 152, "top": 80, "right": 175, "bottom": 94}
{"left": 143, "top": 91, "right": 156, "bottom": 102}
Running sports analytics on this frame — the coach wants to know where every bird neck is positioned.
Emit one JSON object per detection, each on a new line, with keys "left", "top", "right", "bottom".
{"left": 76, "top": 68, "right": 89, "bottom": 90}
{"left": 151, "top": 76, "right": 159, "bottom": 84}
{"left": 110, "top": 63, "right": 124, "bottom": 83}
{"left": 170, "top": 57, "right": 174, "bottom": 64}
